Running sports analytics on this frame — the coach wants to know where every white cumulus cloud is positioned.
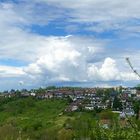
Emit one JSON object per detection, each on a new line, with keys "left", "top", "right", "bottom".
{"left": 0, "top": 0, "right": 140, "bottom": 90}
{"left": 87, "top": 57, "right": 138, "bottom": 81}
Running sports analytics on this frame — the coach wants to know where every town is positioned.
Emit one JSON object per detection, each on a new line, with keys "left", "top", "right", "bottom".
{"left": 1, "top": 86, "right": 140, "bottom": 119}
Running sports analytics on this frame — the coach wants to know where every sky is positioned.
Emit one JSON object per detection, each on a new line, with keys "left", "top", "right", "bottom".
{"left": 0, "top": 0, "right": 140, "bottom": 91}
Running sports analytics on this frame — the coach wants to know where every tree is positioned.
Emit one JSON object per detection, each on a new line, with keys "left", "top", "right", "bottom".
{"left": 113, "top": 96, "right": 122, "bottom": 111}
{"left": 133, "top": 101, "right": 140, "bottom": 119}
{"left": 36, "top": 88, "right": 46, "bottom": 94}
{"left": 46, "top": 86, "right": 56, "bottom": 90}
{"left": 135, "top": 84, "right": 140, "bottom": 90}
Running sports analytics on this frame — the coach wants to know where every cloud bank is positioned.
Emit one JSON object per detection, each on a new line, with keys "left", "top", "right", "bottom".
{"left": 0, "top": 0, "right": 140, "bottom": 90}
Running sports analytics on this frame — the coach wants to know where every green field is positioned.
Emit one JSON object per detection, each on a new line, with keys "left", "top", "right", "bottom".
{"left": 0, "top": 97, "right": 139, "bottom": 140}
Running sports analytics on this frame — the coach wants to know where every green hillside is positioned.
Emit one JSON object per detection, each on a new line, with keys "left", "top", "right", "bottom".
{"left": 0, "top": 97, "right": 139, "bottom": 140}
{"left": 0, "top": 97, "right": 68, "bottom": 139}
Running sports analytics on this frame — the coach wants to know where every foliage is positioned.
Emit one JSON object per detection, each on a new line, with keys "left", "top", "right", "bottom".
{"left": 113, "top": 96, "right": 122, "bottom": 111}
{"left": 133, "top": 100, "right": 140, "bottom": 119}
{"left": 0, "top": 97, "right": 140, "bottom": 139}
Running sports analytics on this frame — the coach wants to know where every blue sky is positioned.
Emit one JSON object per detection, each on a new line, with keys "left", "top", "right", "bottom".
{"left": 0, "top": 0, "right": 140, "bottom": 91}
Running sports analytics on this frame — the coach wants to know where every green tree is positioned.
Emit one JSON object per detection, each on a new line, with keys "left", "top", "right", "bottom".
{"left": 133, "top": 101, "right": 140, "bottom": 119}
{"left": 36, "top": 88, "right": 46, "bottom": 94}
{"left": 113, "top": 96, "right": 122, "bottom": 111}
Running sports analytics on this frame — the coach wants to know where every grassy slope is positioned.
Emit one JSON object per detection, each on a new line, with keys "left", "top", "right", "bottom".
{"left": 0, "top": 97, "right": 69, "bottom": 139}
{"left": 0, "top": 97, "right": 139, "bottom": 140}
